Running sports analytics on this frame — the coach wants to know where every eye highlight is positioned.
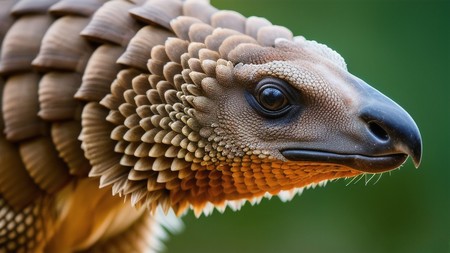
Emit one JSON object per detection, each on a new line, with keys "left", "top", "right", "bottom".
{"left": 245, "top": 77, "right": 300, "bottom": 119}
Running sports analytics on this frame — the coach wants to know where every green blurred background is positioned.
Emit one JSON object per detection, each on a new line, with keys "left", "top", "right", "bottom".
{"left": 166, "top": 1, "right": 450, "bottom": 252}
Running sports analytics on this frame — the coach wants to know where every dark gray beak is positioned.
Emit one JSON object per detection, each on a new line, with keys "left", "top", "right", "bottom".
{"left": 282, "top": 77, "right": 422, "bottom": 173}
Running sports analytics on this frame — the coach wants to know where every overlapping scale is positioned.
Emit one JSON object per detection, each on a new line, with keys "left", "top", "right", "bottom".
{"left": 0, "top": 1, "right": 16, "bottom": 45}
{"left": 0, "top": 14, "right": 53, "bottom": 74}
{"left": 75, "top": 44, "right": 125, "bottom": 102}
{"left": 170, "top": 16, "right": 203, "bottom": 41}
{"left": 38, "top": 72, "right": 82, "bottom": 121}
{"left": 0, "top": 78, "right": 43, "bottom": 209}
{"left": 32, "top": 16, "right": 93, "bottom": 72}
{"left": 51, "top": 121, "right": 90, "bottom": 176}
{"left": 0, "top": 135, "right": 43, "bottom": 209}
{"left": 19, "top": 136, "right": 71, "bottom": 194}
{"left": 80, "top": 0, "right": 141, "bottom": 46}
{"left": 49, "top": 0, "right": 108, "bottom": 17}
{"left": 0, "top": 197, "right": 51, "bottom": 252}
{"left": 211, "top": 10, "right": 246, "bottom": 33}
{"left": 129, "top": 0, "right": 183, "bottom": 30}
{"left": 10, "top": 0, "right": 59, "bottom": 16}
{"left": 80, "top": 103, "right": 125, "bottom": 181}
{"left": 2, "top": 73, "right": 46, "bottom": 141}
{"left": 245, "top": 16, "right": 272, "bottom": 39}
{"left": 117, "top": 26, "right": 174, "bottom": 71}
{"left": 182, "top": 0, "right": 218, "bottom": 23}
{"left": 256, "top": 25, "right": 293, "bottom": 47}
{"left": 187, "top": 23, "right": 214, "bottom": 43}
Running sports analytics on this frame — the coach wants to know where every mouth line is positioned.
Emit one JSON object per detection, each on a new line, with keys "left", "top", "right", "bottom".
{"left": 281, "top": 149, "right": 408, "bottom": 173}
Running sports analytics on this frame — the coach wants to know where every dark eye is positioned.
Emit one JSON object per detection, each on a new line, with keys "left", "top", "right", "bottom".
{"left": 245, "top": 77, "right": 299, "bottom": 119}
{"left": 258, "top": 85, "right": 288, "bottom": 111}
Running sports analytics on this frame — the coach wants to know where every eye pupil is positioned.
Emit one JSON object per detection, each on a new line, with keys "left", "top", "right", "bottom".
{"left": 245, "top": 77, "right": 297, "bottom": 118}
{"left": 259, "top": 86, "right": 287, "bottom": 111}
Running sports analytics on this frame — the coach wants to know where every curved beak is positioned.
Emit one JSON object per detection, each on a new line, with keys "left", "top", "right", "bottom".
{"left": 359, "top": 98, "right": 422, "bottom": 168}
{"left": 282, "top": 77, "right": 422, "bottom": 173}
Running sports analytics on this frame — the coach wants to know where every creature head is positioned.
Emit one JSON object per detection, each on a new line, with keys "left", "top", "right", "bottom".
{"left": 80, "top": 14, "right": 422, "bottom": 216}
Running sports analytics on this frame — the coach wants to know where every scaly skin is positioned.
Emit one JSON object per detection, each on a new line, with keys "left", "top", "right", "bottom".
{"left": 0, "top": 0, "right": 422, "bottom": 252}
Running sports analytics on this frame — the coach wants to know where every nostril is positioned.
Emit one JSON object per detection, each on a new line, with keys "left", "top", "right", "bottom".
{"left": 368, "top": 121, "right": 389, "bottom": 142}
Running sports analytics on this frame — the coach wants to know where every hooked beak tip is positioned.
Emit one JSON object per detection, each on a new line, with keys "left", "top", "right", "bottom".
{"left": 411, "top": 143, "right": 422, "bottom": 168}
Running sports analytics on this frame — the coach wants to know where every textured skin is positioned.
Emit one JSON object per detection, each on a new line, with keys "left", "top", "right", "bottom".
{"left": 0, "top": 0, "right": 422, "bottom": 252}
